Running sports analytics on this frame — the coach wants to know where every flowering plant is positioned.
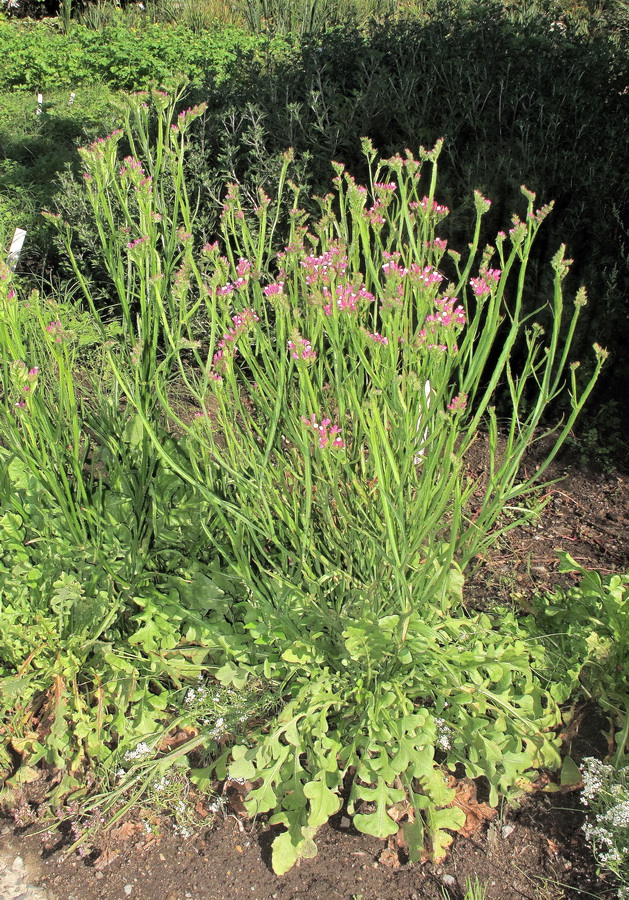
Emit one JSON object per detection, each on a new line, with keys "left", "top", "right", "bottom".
{"left": 581, "top": 757, "right": 629, "bottom": 897}
{"left": 47, "top": 91, "right": 606, "bottom": 872}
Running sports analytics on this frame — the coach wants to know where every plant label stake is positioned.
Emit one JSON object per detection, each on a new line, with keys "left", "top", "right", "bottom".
{"left": 414, "top": 380, "right": 432, "bottom": 464}
{"left": 8, "top": 228, "right": 26, "bottom": 271}
{"left": 36, "top": 93, "right": 43, "bottom": 117}
{"left": 69, "top": 92, "right": 76, "bottom": 105}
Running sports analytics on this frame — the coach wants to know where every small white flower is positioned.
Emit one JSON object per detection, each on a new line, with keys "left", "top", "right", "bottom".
{"left": 123, "top": 741, "right": 151, "bottom": 762}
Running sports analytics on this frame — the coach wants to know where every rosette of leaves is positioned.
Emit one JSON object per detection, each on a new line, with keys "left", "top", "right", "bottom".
{"left": 197, "top": 565, "right": 563, "bottom": 874}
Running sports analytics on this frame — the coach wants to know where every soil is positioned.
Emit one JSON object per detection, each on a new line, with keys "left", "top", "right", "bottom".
{"left": 2, "top": 452, "right": 629, "bottom": 900}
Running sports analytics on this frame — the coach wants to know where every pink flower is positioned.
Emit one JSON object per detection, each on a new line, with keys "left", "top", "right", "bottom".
{"left": 382, "top": 251, "right": 408, "bottom": 279}
{"left": 366, "top": 331, "right": 388, "bottom": 345}
{"left": 426, "top": 238, "right": 448, "bottom": 252}
{"left": 288, "top": 338, "right": 317, "bottom": 361}
{"left": 236, "top": 258, "right": 251, "bottom": 278}
{"left": 46, "top": 320, "right": 64, "bottom": 342}
{"left": 322, "top": 283, "right": 375, "bottom": 316}
{"left": 301, "top": 414, "right": 345, "bottom": 450}
{"left": 206, "top": 309, "right": 259, "bottom": 380}
{"left": 300, "top": 246, "right": 348, "bottom": 285}
{"left": 416, "top": 196, "right": 449, "bottom": 216}
{"left": 448, "top": 393, "right": 468, "bottom": 412}
{"left": 374, "top": 181, "right": 397, "bottom": 195}
{"left": 409, "top": 264, "right": 443, "bottom": 288}
{"left": 127, "top": 236, "right": 149, "bottom": 251}
{"left": 363, "top": 200, "right": 386, "bottom": 227}
{"left": 263, "top": 282, "right": 285, "bottom": 297}
{"left": 470, "top": 277, "right": 490, "bottom": 297}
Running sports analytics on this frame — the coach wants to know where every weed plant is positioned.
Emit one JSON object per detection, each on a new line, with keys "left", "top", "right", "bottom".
{"left": 535, "top": 554, "right": 629, "bottom": 764}
{"left": 28, "top": 90, "right": 607, "bottom": 871}
{"left": 580, "top": 756, "right": 629, "bottom": 898}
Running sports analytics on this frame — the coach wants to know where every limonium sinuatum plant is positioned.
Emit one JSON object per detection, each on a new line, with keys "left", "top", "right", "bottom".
{"left": 50, "top": 91, "right": 606, "bottom": 872}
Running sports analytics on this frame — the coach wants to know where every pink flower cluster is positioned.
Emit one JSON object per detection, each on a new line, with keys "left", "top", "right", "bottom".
{"left": 322, "top": 283, "right": 375, "bottom": 316}
{"left": 381, "top": 151, "right": 421, "bottom": 174}
{"left": 411, "top": 196, "right": 449, "bottom": 217}
{"left": 381, "top": 256, "right": 443, "bottom": 292}
{"left": 120, "top": 155, "right": 146, "bottom": 177}
{"left": 409, "top": 264, "right": 443, "bottom": 289}
{"left": 127, "top": 236, "right": 149, "bottom": 251}
{"left": 207, "top": 308, "right": 259, "bottom": 382}
{"left": 382, "top": 252, "right": 409, "bottom": 279}
{"left": 363, "top": 200, "right": 386, "bottom": 228}
{"left": 417, "top": 296, "right": 466, "bottom": 351}
{"left": 366, "top": 331, "right": 389, "bottom": 345}
{"left": 46, "top": 320, "right": 64, "bottom": 342}
{"left": 374, "top": 181, "right": 397, "bottom": 195}
{"left": 448, "top": 393, "right": 468, "bottom": 412}
{"left": 301, "top": 246, "right": 348, "bottom": 285}
{"left": 11, "top": 360, "right": 39, "bottom": 405}
{"left": 170, "top": 103, "right": 207, "bottom": 134}
{"left": 426, "top": 297, "right": 466, "bottom": 328}
{"left": 288, "top": 338, "right": 317, "bottom": 361}
{"left": 221, "top": 184, "right": 243, "bottom": 220}
{"left": 301, "top": 414, "right": 345, "bottom": 450}
{"left": 470, "top": 268, "right": 501, "bottom": 297}
{"left": 79, "top": 129, "right": 123, "bottom": 159}
{"left": 216, "top": 258, "right": 252, "bottom": 296}
{"left": 263, "top": 281, "right": 285, "bottom": 297}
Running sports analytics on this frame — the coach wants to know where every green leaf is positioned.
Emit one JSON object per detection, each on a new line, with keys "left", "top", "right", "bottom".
{"left": 425, "top": 804, "right": 466, "bottom": 862}
{"left": 271, "top": 826, "right": 318, "bottom": 876}
{"left": 123, "top": 413, "right": 144, "bottom": 447}
{"left": 281, "top": 642, "right": 316, "bottom": 664}
{"left": 560, "top": 756, "right": 582, "bottom": 787}
{"left": 403, "top": 818, "right": 425, "bottom": 864}
{"left": 353, "top": 779, "right": 404, "bottom": 838}
{"left": 304, "top": 779, "right": 341, "bottom": 828}
{"left": 229, "top": 745, "right": 257, "bottom": 781}
{"left": 556, "top": 551, "right": 582, "bottom": 574}
{"left": 215, "top": 660, "right": 250, "bottom": 689}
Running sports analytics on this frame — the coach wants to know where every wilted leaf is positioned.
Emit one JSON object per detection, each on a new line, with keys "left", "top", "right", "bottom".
{"left": 158, "top": 727, "right": 198, "bottom": 752}
{"left": 111, "top": 821, "right": 143, "bottom": 841}
{"left": 93, "top": 848, "right": 121, "bottom": 869}
{"left": 450, "top": 779, "right": 497, "bottom": 838}
{"left": 378, "top": 843, "right": 401, "bottom": 869}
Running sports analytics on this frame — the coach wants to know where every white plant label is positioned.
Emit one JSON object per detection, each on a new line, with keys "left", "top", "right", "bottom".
{"left": 7, "top": 228, "right": 27, "bottom": 271}
{"left": 36, "top": 93, "right": 43, "bottom": 116}
{"left": 414, "top": 379, "right": 432, "bottom": 464}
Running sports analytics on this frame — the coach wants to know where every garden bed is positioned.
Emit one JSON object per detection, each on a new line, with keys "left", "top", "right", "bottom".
{"left": 2, "top": 460, "right": 628, "bottom": 900}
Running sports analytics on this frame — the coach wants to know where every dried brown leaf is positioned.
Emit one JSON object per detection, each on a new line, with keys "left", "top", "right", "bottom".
{"left": 93, "top": 848, "right": 121, "bottom": 870}
{"left": 450, "top": 778, "right": 497, "bottom": 838}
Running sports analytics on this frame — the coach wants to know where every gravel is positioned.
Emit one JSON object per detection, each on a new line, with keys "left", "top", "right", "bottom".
{"left": 0, "top": 841, "right": 53, "bottom": 900}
